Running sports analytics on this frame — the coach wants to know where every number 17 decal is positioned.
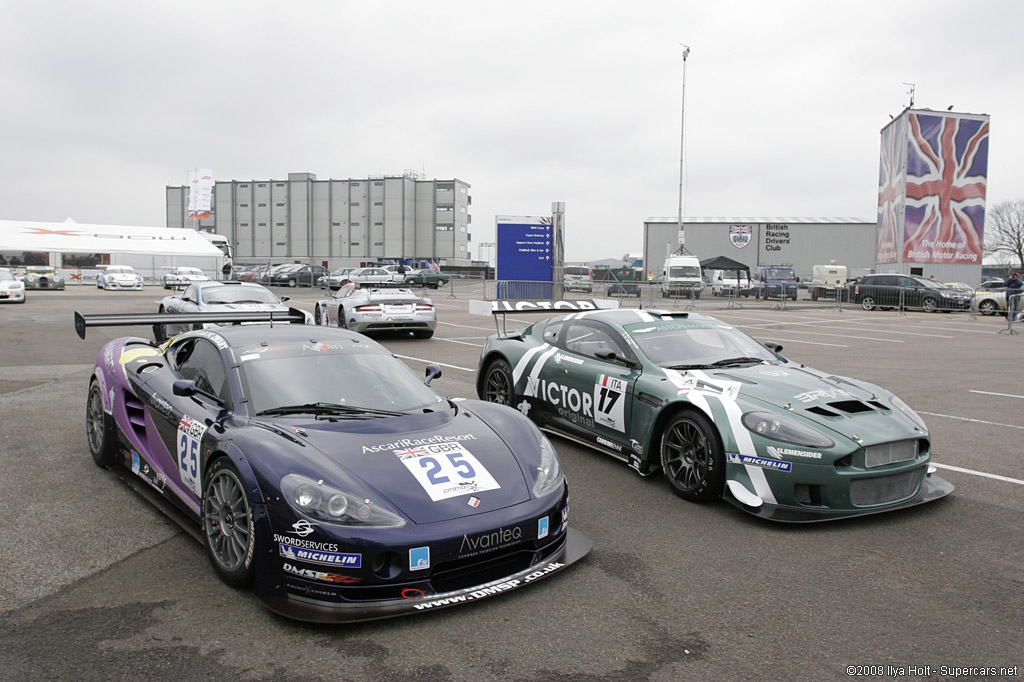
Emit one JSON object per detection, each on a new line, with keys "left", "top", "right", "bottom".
{"left": 594, "top": 375, "right": 626, "bottom": 432}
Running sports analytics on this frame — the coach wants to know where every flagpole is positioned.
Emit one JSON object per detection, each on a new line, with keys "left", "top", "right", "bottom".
{"left": 677, "top": 44, "right": 691, "bottom": 254}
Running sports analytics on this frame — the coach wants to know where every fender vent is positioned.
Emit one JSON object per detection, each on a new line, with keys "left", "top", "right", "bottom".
{"left": 124, "top": 393, "right": 149, "bottom": 444}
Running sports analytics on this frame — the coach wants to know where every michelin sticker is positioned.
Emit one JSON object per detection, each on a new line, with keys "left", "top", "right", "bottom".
{"left": 393, "top": 442, "right": 501, "bottom": 502}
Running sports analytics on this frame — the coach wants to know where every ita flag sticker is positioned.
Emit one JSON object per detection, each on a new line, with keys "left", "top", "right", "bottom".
{"left": 594, "top": 374, "right": 626, "bottom": 432}
{"left": 393, "top": 442, "right": 500, "bottom": 502}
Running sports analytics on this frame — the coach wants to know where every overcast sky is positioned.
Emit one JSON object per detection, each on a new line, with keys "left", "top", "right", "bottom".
{"left": 2, "top": 1, "right": 1021, "bottom": 262}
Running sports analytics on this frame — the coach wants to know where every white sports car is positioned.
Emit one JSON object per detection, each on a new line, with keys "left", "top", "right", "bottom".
{"left": 97, "top": 265, "right": 144, "bottom": 290}
{"left": 315, "top": 286, "right": 436, "bottom": 338}
{"left": 0, "top": 268, "right": 26, "bottom": 303}
{"left": 162, "top": 266, "right": 211, "bottom": 289}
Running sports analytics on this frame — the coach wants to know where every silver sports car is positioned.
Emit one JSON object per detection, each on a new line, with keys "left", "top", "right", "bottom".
{"left": 315, "top": 286, "right": 436, "bottom": 338}
{"left": 156, "top": 280, "right": 313, "bottom": 341}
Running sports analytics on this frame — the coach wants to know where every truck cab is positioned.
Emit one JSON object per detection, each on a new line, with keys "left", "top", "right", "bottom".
{"left": 660, "top": 255, "right": 703, "bottom": 299}
{"left": 752, "top": 265, "right": 798, "bottom": 300}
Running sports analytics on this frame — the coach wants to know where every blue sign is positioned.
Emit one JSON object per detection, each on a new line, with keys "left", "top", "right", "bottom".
{"left": 496, "top": 217, "right": 553, "bottom": 282}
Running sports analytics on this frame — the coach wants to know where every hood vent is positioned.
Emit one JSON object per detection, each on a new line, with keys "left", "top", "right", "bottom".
{"left": 827, "top": 400, "right": 875, "bottom": 414}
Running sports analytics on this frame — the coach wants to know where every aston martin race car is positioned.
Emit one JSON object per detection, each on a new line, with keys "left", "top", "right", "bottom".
{"left": 155, "top": 281, "right": 314, "bottom": 342}
{"left": 474, "top": 301, "right": 953, "bottom": 522}
{"left": 315, "top": 287, "right": 436, "bottom": 338}
{"left": 75, "top": 310, "right": 589, "bottom": 622}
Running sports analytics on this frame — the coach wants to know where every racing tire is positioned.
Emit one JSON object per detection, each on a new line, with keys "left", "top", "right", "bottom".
{"left": 202, "top": 457, "right": 256, "bottom": 588}
{"left": 922, "top": 297, "right": 939, "bottom": 313}
{"left": 86, "top": 380, "right": 118, "bottom": 468}
{"left": 979, "top": 300, "right": 997, "bottom": 316}
{"left": 153, "top": 307, "right": 170, "bottom": 343}
{"left": 482, "top": 358, "right": 515, "bottom": 406}
{"left": 659, "top": 411, "right": 724, "bottom": 503}
{"left": 316, "top": 305, "right": 331, "bottom": 326}
{"left": 860, "top": 297, "right": 876, "bottom": 311}
{"left": 413, "top": 330, "right": 434, "bottom": 339}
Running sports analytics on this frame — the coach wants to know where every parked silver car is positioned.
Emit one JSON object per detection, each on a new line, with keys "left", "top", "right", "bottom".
{"left": 155, "top": 281, "right": 313, "bottom": 341}
{"left": 314, "top": 286, "right": 436, "bottom": 338}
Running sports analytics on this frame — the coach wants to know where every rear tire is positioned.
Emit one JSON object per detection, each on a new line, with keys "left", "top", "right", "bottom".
{"left": 861, "top": 296, "right": 876, "bottom": 311}
{"left": 413, "top": 330, "right": 434, "bottom": 339}
{"left": 202, "top": 457, "right": 256, "bottom": 588}
{"left": 660, "top": 411, "right": 724, "bottom": 502}
{"left": 482, "top": 359, "right": 515, "bottom": 406}
{"left": 979, "top": 300, "right": 997, "bottom": 316}
{"left": 922, "top": 297, "right": 939, "bottom": 313}
{"left": 86, "top": 380, "right": 117, "bottom": 468}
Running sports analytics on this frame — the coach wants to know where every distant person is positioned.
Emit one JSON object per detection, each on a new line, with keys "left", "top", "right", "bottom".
{"left": 397, "top": 263, "right": 408, "bottom": 275}
{"left": 1006, "top": 272, "right": 1023, "bottom": 320}
{"left": 222, "top": 261, "right": 232, "bottom": 280}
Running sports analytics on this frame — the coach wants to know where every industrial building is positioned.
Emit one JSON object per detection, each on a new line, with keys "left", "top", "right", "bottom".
{"left": 166, "top": 171, "right": 473, "bottom": 269}
{"left": 643, "top": 218, "right": 878, "bottom": 283}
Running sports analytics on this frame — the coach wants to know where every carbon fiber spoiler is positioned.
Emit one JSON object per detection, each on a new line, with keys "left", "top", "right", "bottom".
{"left": 73, "top": 308, "right": 309, "bottom": 340}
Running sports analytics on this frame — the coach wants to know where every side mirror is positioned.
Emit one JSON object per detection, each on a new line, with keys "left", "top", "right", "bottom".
{"left": 279, "top": 296, "right": 290, "bottom": 302}
{"left": 173, "top": 379, "right": 226, "bottom": 408}
{"left": 594, "top": 349, "right": 639, "bottom": 368}
{"left": 424, "top": 364, "right": 443, "bottom": 385}
{"left": 764, "top": 342, "right": 784, "bottom": 354}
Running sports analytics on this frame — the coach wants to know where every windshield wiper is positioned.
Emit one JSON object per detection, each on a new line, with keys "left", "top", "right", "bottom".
{"left": 256, "top": 402, "right": 405, "bottom": 418}
{"left": 663, "top": 357, "right": 767, "bottom": 370}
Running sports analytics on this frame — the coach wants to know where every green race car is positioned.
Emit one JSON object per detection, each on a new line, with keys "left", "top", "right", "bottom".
{"left": 475, "top": 302, "right": 953, "bottom": 522}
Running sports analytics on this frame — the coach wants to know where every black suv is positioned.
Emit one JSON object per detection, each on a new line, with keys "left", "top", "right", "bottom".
{"left": 850, "top": 274, "right": 972, "bottom": 312}
{"left": 269, "top": 264, "right": 329, "bottom": 287}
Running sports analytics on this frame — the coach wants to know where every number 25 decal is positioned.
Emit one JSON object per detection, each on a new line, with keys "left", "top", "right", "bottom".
{"left": 419, "top": 453, "right": 477, "bottom": 484}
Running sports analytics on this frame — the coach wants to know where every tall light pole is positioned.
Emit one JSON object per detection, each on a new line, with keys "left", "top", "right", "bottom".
{"left": 677, "top": 44, "right": 691, "bottom": 253}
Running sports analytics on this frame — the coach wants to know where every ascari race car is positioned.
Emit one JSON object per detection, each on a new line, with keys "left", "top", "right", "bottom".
{"left": 155, "top": 281, "right": 314, "bottom": 342}
{"left": 98, "top": 265, "right": 144, "bottom": 290}
{"left": 474, "top": 301, "right": 953, "bottom": 522}
{"left": 315, "top": 287, "right": 436, "bottom": 339}
{"left": 162, "top": 266, "right": 211, "bottom": 289}
{"left": 75, "top": 310, "right": 589, "bottom": 622}
{"left": 0, "top": 267, "right": 26, "bottom": 303}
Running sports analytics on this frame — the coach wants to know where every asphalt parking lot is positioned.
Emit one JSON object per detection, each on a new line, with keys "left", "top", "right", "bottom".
{"left": 1, "top": 283, "right": 1021, "bottom": 682}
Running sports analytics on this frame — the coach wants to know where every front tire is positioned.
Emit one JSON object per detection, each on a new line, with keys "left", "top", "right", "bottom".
{"left": 86, "top": 380, "right": 117, "bottom": 467}
{"left": 979, "top": 299, "right": 997, "bottom": 316}
{"left": 202, "top": 457, "right": 255, "bottom": 588}
{"left": 482, "top": 358, "right": 515, "bottom": 406}
{"left": 660, "top": 411, "right": 724, "bottom": 502}
{"left": 316, "top": 304, "right": 331, "bottom": 326}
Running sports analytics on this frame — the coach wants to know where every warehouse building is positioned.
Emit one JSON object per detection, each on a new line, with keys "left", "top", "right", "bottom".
{"left": 643, "top": 218, "right": 878, "bottom": 282}
{"left": 166, "top": 171, "right": 473, "bottom": 269}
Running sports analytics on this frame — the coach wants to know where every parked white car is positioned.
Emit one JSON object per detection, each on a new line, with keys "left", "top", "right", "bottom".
{"left": 97, "top": 265, "right": 144, "bottom": 290}
{"left": 162, "top": 266, "right": 211, "bottom": 289}
{"left": 0, "top": 268, "right": 26, "bottom": 303}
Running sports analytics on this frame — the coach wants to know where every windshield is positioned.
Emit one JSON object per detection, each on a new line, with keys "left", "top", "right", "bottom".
{"left": 668, "top": 266, "right": 700, "bottom": 278}
{"left": 106, "top": 266, "right": 133, "bottom": 274}
{"left": 628, "top": 321, "right": 777, "bottom": 367}
{"left": 0, "top": 270, "right": 14, "bottom": 281}
{"left": 762, "top": 268, "right": 795, "bottom": 280}
{"left": 237, "top": 346, "right": 442, "bottom": 415}
{"left": 179, "top": 268, "right": 203, "bottom": 276}
{"left": 202, "top": 285, "right": 280, "bottom": 304}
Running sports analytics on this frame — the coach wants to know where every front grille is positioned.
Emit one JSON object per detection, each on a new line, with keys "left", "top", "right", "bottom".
{"left": 865, "top": 440, "right": 918, "bottom": 468}
{"left": 850, "top": 468, "right": 923, "bottom": 505}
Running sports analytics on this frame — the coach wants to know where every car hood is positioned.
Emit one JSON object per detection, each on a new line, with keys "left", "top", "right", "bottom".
{"left": 666, "top": 363, "right": 925, "bottom": 446}
{"left": 256, "top": 407, "right": 532, "bottom": 524}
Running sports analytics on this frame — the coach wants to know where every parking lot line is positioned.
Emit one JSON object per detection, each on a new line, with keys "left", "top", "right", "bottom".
{"left": 393, "top": 354, "right": 475, "bottom": 372}
{"left": 970, "top": 389, "right": 1024, "bottom": 400}
{"left": 919, "top": 411, "right": 1024, "bottom": 431}
{"left": 932, "top": 462, "right": 1024, "bottom": 486}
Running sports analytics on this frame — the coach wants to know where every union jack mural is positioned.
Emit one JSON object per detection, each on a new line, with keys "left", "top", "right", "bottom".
{"left": 876, "top": 117, "right": 906, "bottom": 264}
{"left": 877, "top": 111, "right": 989, "bottom": 265}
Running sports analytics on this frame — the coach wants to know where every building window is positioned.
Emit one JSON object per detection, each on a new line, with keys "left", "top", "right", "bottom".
{"left": 332, "top": 222, "right": 342, "bottom": 226}
{"left": 437, "top": 182, "right": 454, "bottom": 191}
{"left": 436, "top": 225, "right": 454, "bottom": 231}
{"left": 352, "top": 222, "right": 360, "bottom": 227}
{"left": 239, "top": 183, "right": 249, "bottom": 188}
{"left": 374, "top": 181, "right": 383, "bottom": 186}
{"left": 275, "top": 183, "right": 284, "bottom": 187}
{"left": 276, "top": 222, "right": 285, "bottom": 227}
{"left": 276, "top": 202, "right": 285, "bottom": 207}
{"left": 374, "top": 201, "right": 383, "bottom": 206}
{"left": 240, "top": 203, "right": 249, "bottom": 207}
{"left": 258, "top": 222, "right": 266, "bottom": 226}
{"left": 240, "top": 222, "right": 249, "bottom": 227}
{"left": 258, "top": 203, "right": 266, "bottom": 207}
{"left": 258, "top": 183, "right": 266, "bottom": 188}
{"left": 352, "top": 202, "right": 360, "bottom": 206}
{"left": 352, "top": 182, "right": 361, "bottom": 187}
{"left": 351, "top": 241, "right": 360, "bottom": 246}
{"left": 374, "top": 241, "right": 383, "bottom": 246}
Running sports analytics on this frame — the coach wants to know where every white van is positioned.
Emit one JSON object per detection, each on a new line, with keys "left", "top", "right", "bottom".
{"left": 710, "top": 268, "right": 751, "bottom": 297}
{"left": 563, "top": 265, "right": 593, "bottom": 293}
{"left": 661, "top": 255, "right": 703, "bottom": 298}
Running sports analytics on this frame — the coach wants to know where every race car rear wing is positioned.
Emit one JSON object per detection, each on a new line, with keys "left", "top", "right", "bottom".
{"left": 468, "top": 298, "right": 619, "bottom": 335}
{"left": 74, "top": 308, "right": 309, "bottom": 340}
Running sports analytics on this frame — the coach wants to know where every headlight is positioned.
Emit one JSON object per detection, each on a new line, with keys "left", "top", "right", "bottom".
{"left": 891, "top": 396, "right": 927, "bottom": 430}
{"left": 532, "top": 434, "right": 564, "bottom": 497}
{"left": 741, "top": 410, "right": 835, "bottom": 448}
{"left": 280, "top": 474, "right": 406, "bottom": 528}
{"left": 28, "top": 275, "right": 37, "bottom": 282}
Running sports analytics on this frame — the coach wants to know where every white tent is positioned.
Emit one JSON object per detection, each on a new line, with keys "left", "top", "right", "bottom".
{"left": 0, "top": 219, "right": 225, "bottom": 282}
